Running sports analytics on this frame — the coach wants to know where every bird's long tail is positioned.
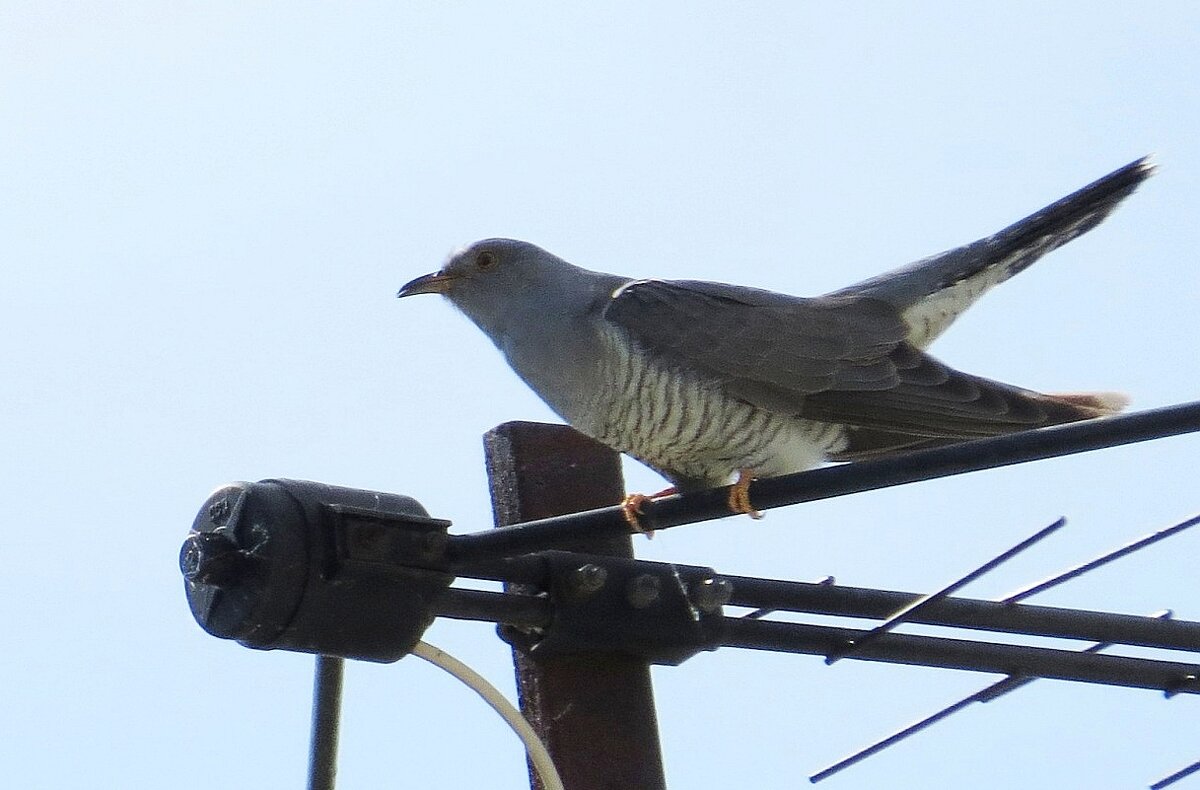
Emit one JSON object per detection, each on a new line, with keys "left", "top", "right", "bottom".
{"left": 832, "top": 156, "right": 1156, "bottom": 349}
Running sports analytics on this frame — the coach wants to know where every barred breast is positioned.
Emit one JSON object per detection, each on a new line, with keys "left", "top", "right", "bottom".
{"left": 571, "top": 327, "right": 849, "bottom": 490}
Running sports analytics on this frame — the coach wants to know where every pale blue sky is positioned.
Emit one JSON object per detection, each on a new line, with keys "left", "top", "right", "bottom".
{"left": 3, "top": 3, "right": 1199, "bottom": 788}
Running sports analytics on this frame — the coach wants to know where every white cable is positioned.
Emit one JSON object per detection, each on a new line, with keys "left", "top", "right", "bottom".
{"left": 411, "top": 640, "right": 565, "bottom": 790}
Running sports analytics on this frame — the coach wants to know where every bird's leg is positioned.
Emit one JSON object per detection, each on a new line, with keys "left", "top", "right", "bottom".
{"left": 621, "top": 487, "right": 677, "bottom": 535}
{"left": 728, "top": 470, "right": 763, "bottom": 519}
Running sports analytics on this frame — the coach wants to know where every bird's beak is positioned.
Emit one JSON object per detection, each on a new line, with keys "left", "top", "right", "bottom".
{"left": 397, "top": 271, "right": 457, "bottom": 298}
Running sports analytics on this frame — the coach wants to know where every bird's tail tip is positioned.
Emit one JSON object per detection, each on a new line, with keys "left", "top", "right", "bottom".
{"left": 1047, "top": 391, "right": 1130, "bottom": 416}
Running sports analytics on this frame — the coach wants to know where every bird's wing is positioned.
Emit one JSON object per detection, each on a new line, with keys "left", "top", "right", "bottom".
{"left": 828, "top": 156, "right": 1154, "bottom": 348}
{"left": 604, "top": 279, "right": 1098, "bottom": 439}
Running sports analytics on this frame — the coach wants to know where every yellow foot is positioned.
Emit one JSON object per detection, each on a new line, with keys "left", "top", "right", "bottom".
{"left": 728, "top": 470, "right": 763, "bottom": 519}
{"left": 620, "top": 487, "right": 678, "bottom": 535}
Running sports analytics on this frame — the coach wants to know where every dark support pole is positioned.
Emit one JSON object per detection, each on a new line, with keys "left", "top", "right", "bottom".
{"left": 484, "top": 421, "right": 667, "bottom": 790}
{"left": 307, "top": 655, "right": 344, "bottom": 790}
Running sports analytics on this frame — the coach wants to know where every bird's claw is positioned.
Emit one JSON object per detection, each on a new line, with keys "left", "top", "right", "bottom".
{"left": 624, "top": 477, "right": 760, "bottom": 533}
{"left": 728, "top": 470, "right": 763, "bottom": 519}
{"left": 621, "top": 493, "right": 656, "bottom": 535}
{"left": 621, "top": 487, "right": 678, "bottom": 535}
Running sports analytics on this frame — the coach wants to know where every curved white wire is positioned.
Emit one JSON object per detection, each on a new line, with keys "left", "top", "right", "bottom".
{"left": 411, "top": 640, "right": 565, "bottom": 790}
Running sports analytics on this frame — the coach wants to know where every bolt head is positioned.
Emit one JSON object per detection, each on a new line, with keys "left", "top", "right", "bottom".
{"left": 690, "top": 577, "right": 733, "bottom": 613}
{"left": 626, "top": 573, "right": 662, "bottom": 608}
{"left": 570, "top": 563, "right": 609, "bottom": 596}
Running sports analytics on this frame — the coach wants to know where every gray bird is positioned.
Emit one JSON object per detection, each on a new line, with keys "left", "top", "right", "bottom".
{"left": 399, "top": 157, "right": 1152, "bottom": 521}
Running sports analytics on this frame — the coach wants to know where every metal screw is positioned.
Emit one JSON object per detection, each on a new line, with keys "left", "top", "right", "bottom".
{"left": 690, "top": 577, "right": 733, "bottom": 613}
{"left": 571, "top": 563, "right": 608, "bottom": 596}
{"left": 179, "top": 529, "right": 247, "bottom": 587}
{"left": 626, "top": 574, "right": 661, "bottom": 608}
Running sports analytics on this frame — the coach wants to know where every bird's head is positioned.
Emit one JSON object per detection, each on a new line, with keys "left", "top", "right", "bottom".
{"left": 398, "top": 238, "right": 610, "bottom": 340}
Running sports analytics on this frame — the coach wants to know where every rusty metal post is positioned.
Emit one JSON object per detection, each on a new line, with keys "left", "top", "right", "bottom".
{"left": 484, "top": 421, "right": 668, "bottom": 790}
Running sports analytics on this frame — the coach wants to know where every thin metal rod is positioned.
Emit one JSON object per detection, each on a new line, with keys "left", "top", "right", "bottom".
{"left": 825, "top": 518, "right": 1066, "bottom": 663}
{"left": 810, "top": 611, "right": 1173, "bottom": 783}
{"left": 431, "top": 586, "right": 553, "bottom": 630}
{"left": 721, "top": 617, "right": 1200, "bottom": 695}
{"left": 307, "top": 655, "right": 344, "bottom": 790}
{"left": 720, "top": 576, "right": 1200, "bottom": 650}
{"left": 1151, "top": 759, "right": 1200, "bottom": 790}
{"left": 1002, "top": 513, "right": 1200, "bottom": 603}
{"left": 447, "top": 401, "right": 1200, "bottom": 563}
{"left": 810, "top": 644, "right": 1106, "bottom": 783}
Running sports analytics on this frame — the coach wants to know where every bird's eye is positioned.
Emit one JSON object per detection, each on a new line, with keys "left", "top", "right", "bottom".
{"left": 475, "top": 250, "right": 497, "bottom": 270}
